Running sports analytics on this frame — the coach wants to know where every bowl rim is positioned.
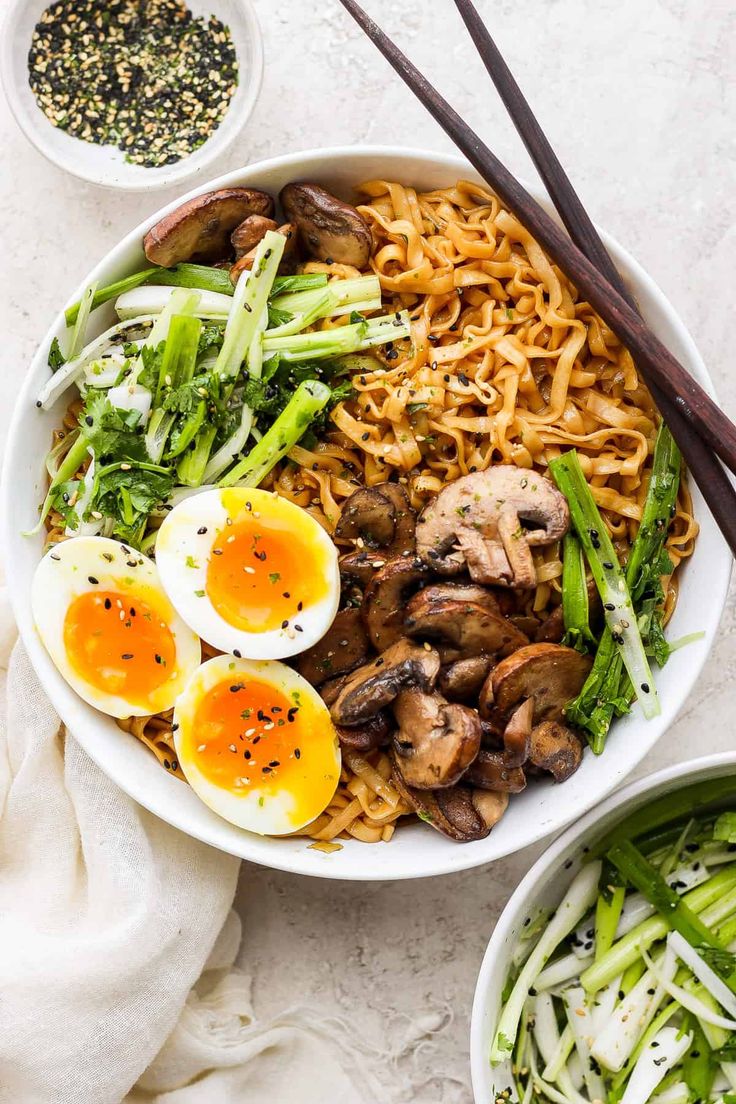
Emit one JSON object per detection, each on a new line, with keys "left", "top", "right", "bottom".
{"left": 0, "top": 0, "right": 264, "bottom": 191}
{"left": 469, "top": 749, "right": 736, "bottom": 1102}
{"left": 2, "top": 143, "right": 730, "bottom": 880}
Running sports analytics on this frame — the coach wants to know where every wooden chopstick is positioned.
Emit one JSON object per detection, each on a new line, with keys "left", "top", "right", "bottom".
{"left": 337, "top": 0, "right": 736, "bottom": 480}
{"left": 450, "top": 0, "right": 736, "bottom": 557}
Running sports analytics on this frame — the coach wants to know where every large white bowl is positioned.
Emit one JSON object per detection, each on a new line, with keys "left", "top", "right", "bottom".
{"left": 470, "top": 751, "right": 736, "bottom": 1103}
{"left": 2, "top": 146, "right": 729, "bottom": 880}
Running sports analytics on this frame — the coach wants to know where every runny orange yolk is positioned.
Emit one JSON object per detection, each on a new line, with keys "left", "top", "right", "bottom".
{"left": 205, "top": 514, "right": 329, "bottom": 633}
{"left": 63, "top": 590, "right": 176, "bottom": 704}
{"left": 185, "top": 677, "right": 306, "bottom": 794}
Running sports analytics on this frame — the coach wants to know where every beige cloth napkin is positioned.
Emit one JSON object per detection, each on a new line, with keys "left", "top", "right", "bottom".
{"left": 0, "top": 581, "right": 458, "bottom": 1103}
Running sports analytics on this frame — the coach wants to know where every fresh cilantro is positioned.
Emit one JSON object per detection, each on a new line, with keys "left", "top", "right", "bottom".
{"left": 48, "top": 337, "right": 66, "bottom": 372}
{"left": 268, "top": 305, "right": 293, "bottom": 328}
{"left": 185, "top": 556, "right": 199, "bottom": 569}
{"left": 349, "top": 310, "right": 366, "bottom": 325}
{"left": 94, "top": 464, "right": 174, "bottom": 547}
{"left": 269, "top": 572, "right": 281, "bottom": 584}
{"left": 198, "top": 324, "right": 224, "bottom": 358}
{"left": 79, "top": 392, "right": 146, "bottom": 463}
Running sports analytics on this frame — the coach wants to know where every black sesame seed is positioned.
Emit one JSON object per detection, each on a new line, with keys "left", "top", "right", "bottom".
{"left": 121, "top": 653, "right": 134, "bottom": 660}
{"left": 233, "top": 649, "right": 241, "bottom": 658}
{"left": 197, "top": 527, "right": 207, "bottom": 535}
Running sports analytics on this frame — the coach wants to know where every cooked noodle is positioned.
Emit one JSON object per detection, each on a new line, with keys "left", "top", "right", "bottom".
{"left": 46, "top": 178, "right": 698, "bottom": 844}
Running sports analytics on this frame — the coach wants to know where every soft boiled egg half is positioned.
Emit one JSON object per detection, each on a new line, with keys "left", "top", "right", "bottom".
{"left": 32, "top": 536, "right": 201, "bottom": 717}
{"left": 155, "top": 487, "right": 340, "bottom": 659}
{"left": 174, "top": 654, "right": 340, "bottom": 834}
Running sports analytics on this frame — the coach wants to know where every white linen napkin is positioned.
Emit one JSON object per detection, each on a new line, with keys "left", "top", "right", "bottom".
{"left": 0, "top": 580, "right": 457, "bottom": 1103}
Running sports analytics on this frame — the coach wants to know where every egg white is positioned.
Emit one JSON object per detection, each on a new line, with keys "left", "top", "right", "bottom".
{"left": 155, "top": 487, "right": 340, "bottom": 660}
{"left": 174, "top": 654, "right": 341, "bottom": 834}
{"left": 32, "top": 535, "right": 201, "bottom": 717}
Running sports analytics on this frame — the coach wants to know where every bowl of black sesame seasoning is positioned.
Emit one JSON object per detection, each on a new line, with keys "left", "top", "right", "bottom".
{"left": 1, "top": 0, "right": 263, "bottom": 189}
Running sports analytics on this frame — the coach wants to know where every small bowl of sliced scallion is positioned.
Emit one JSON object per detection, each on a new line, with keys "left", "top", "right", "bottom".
{"left": 472, "top": 752, "right": 736, "bottom": 1104}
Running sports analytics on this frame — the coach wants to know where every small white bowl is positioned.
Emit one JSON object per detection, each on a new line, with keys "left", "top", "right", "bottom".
{"left": 2, "top": 146, "right": 730, "bottom": 881}
{"left": 470, "top": 751, "right": 736, "bottom": 1103}
{"left": 0, "top": 0, "right": 263, "bottom": 191}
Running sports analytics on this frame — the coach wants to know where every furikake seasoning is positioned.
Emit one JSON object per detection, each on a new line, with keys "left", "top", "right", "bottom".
{"left": 28, "top": 0, "right": 238, "bottom": 168}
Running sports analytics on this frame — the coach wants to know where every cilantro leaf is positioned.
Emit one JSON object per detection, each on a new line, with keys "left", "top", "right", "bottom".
{"left": 48, "top": 337, "right": 66, "bottom": 373}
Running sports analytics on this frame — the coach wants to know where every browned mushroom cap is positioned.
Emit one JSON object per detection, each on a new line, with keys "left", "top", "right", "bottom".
{"left": 335, "top": 483, "right": 416, "bottom": 557}
{"left": 143, "top": 188, "right": 275, "bottom": 267}
{"left": 231, "top": 214, "right": 279, "bottom": 259}
{"left": 480, "top": 642, "right": 592, "bottom": 723}
{"left": 391, "top": 688, "right": 481, "bottom": 789}
{"left": 339, "top": 549, "right": 376, "bottom": 589}
{"left": 502, "top": 697, "right": 534, "bottom": 767}
{"left": 335, "top": 710, "right": 392, "bottom": 753}
{"left": 464, "top": 750, "right": 527, "bottom": 793}
{"left": 415, "top": 467, "right": 569, "bottom": 588}
{"left": 336, "top": 487, "right": 396, "bottom": 548}
{"left": 330, "top": 637, "right": 440, "bottom": 726}
{"left": 410, "top": 580, "right": 502, "bottom": 614}
{"left": 296, "top": 608, "right": 370, "bottom": 688}
{"left": 391, "top": 759, "right": 509, "bottom": 841}
{"left": 280, "top": 182, "right": 373, "bottom": 267}
{"left": 404, "top": 590, "right": 528, "bottom": 662}
{"left": 529, "top": 721, "right": 584, "bottom": 782}
{"left": 439, "top": 655, "right": 492, "bottom": 701}
{"left": 230, "top": 223, "right": 297, "bottom": 284}
{"left": 319, "top": 673, "right": 351, "bottom": 707}
{"left": 362, "top": 556, "right": 428, "bottom": 651}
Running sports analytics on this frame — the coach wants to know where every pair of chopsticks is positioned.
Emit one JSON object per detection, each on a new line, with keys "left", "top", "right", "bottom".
{"left": 337, "top": 0, "right": 736, "bottom": 557}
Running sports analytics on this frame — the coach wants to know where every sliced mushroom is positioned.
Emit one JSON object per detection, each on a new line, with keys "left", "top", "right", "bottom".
{"left": 231, "top": 214, "right": 279, "bottom": 258}
{"left": 339, "top": 549, "right": 376, "bottom": 589}
{"left": 363, "top": 556, "right": 428, "bottom": 651}
{"left": 392, "top": 760, "right": 509, "bottom": 841}
{"left": 319, "top": 673, "right": 351, "bottom": 707}
{"left": 335, "top": 711, "right": 392, "bottom": 753}
{"left": 502, "top": 697, "right": 534, "bottom": 768}
{"left": 392, "top": 688, "right": 481, "bottom": 789}
{"left": 464, "top": 750, "right": 527, "bottom": 794}
{"left": 480, "top": 643, "right": 592, "bottom": 724}
{"left": 529, "top": 721, "right": 584, "bottom": 782}
{"left": 230, "top": 222, "right": 298, "bottom": 284}
{"left": 404, "top": 591, "right": 528, "bottom": 662}
{"left": 535, "top": 578, "right": 602, "bottom": 644}
{"left": 335, "top": 483, "right": 416, "bottom": 557}
{"left": 335, "top": 487, "right": 397, "bottom": 548}
{"left": 143, "top": 188, "right": 275, "bottom": 267}
{"left": 280, "top": 182, "right": 373, "bottom": 267}
{"left": 411, "top": 581, "right": 502, "bottom": 614}
{"left": 330, "top": 638, "right": 440, "bottom": 726}
{"left": 296, "top": 607, "right": 370, "bottom": 687}
{"left": 415, "top": 466, "right": 569, "bottom": 588}
{"left": 439, "top": 655, "right": 493, "bottom": 701}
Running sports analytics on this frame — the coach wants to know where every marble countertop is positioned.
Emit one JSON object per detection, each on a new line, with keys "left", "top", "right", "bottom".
{"left": 2, "top": 0, "right": 735, "bottom": 1099}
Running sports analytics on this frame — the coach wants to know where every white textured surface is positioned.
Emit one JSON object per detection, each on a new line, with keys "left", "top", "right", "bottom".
{"left": 2, "top": 0, "right": 735, "bottom": 1099}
